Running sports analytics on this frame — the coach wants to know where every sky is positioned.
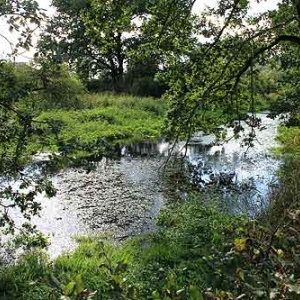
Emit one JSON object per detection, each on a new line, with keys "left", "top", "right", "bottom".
{"left": 0, "top": 0, "right": 281, "bottom": 62}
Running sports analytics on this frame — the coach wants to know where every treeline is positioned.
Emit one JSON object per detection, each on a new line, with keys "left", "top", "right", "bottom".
{"left": 84, "top": 59, "right": 168, "bottom": 98}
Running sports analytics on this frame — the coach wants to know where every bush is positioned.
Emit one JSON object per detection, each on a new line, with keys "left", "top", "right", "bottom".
{"left": 37, "top": 63, "right": 86, "bottom": 110}
{"left": 126, "top": 76, "right": 167, "bottom": 98}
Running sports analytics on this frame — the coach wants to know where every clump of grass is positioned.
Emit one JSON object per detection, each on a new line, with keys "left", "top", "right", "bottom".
{"left": 276, "top": 126, "right": 300, "bottom": 156}
{"left": 268, "top": 123, "right": 300, "bottom": 223}
{"left": 81, "top": 93, "right": 166, "bottom": 117}
{"left": 28, "top": 93, "right": 166, "bottom": 155}
{"left": 0, "top": 251, "right": 52, "bottom": 299}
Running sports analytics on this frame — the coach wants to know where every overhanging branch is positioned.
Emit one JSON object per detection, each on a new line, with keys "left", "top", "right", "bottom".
{"left": 233, "top": 34, "right": 300, "bottom": 92}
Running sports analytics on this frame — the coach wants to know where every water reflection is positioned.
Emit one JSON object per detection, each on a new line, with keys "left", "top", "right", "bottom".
{"left": 114, "top": 113, "right": 281, "bottom": 215}
{"left": 123, "top": 113, "right": 282, "bottom": 214}
{"left": 121, "top": 141, "right": 170, "bottom": 157}
{"left": 1, "top": 113, "right": 282, "bottom": 258}
{"left": 181, "top": 113, "right": 282, "bottom": 215}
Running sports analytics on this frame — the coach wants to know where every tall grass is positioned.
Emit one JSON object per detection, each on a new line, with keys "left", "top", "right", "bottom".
{"left": 82, "top": 93, "right": 166, "bottom": 115}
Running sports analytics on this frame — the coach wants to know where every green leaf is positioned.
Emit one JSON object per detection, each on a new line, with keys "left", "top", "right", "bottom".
{"left": 75, "top": 274, "right": 84, "bottom": 295}
{"left": 152, "top": 290, "right": 161, "bottom": 300}
{"left": 234, "top": 238, "right": 247, "bottom": 251}
{"left": 189, "top": 285, "right": 203, "bottom": 300}
{"left": 64, "top": 281, "right": 76, "bottom": 296}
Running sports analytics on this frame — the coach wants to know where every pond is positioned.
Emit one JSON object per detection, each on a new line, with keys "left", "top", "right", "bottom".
{"left": 1, "top": 113, "right": 283, "bottom": 258}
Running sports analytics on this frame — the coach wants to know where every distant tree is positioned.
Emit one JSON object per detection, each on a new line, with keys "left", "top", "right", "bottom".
{"left": 124, "top": 56, "right": 167, "bottom": 97}
{"left": 268, "top": 44, "right": 300, "bottom": 124}
{"left": 35, "top": 61, "right": 86, "bottom": 110}
{"left": 39, "top": 0, "right": 197, "bottom": 93}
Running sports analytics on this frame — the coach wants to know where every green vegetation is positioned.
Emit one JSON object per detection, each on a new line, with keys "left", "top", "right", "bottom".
{"left": 3, "top": 188, "right": 300, "bottom": 299}
{"left": 31, "top": 93, "right": 166, "bottom": 152}
{"left": 0, "top": 201, "right": 241, "bottom": 299}
{"left": 40, "top": 0, "right": 195, "bottom": 94}
{"left": 276, "top": 125, "right": 300, "bottom": 156}
{"left": 3, "top": 0, "right": 300, "bottom": 299}
{"left": 0, "top": 59, "right": 166, "bottom": 237}
{"left": 4, "top": 123, "right": 300, "bottom": 298}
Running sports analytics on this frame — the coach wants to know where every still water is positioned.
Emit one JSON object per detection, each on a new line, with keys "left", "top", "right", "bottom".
{"left": 1, "top": 113, "right": 282, "bottom": 258}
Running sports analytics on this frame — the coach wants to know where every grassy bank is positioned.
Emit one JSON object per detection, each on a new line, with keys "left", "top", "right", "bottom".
{"left": 27, "top": 93, "right": 269, "bottom": 159}
{"left": 2, "top": 191, "right": 300, "bottom": 299}
{"left": 276, "top": 126, "right": 300, "bottom": 156}
{"left": 28, "top": 93, "right": 166, "bottom": 156}
{"left": 0, "top": 199, "right": 246, "bottom": 299}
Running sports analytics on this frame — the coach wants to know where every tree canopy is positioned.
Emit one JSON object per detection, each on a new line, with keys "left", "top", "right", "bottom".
{"left": 0, "top": 0, "right": 45, "bottom": 56}
{"left": 39, "top": 0, "right": 197, "bottom": 92}
{"left": 160, "top": 0, "right": 300, "bottom": 141}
